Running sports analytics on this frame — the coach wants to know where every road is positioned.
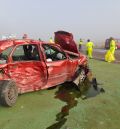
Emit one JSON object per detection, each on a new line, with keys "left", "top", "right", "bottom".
{"left": 81, "top": 48, "right": 120, "bottom": 63}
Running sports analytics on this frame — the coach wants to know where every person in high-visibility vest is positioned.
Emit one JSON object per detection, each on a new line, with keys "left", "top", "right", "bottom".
{"left": 105, "top": 37, "right": 116, "bottom": 62}
{"left": 79, "top": 39, "right": 83, "bottom": 51}
{"left": 110, "top": 38, "right": 116, "bottom": 59}
{"left": 23, "top": 34, "right": 28, "bottom": 39}
{"left": 49, "top": 37, "right": 54, "bottom": 43}
{"left": 86, "top": 39, "right": 94, "bottom": 58}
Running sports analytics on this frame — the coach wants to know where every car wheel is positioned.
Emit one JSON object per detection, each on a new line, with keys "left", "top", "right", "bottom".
{"left": 78, "top": 70, "right": 92, "bottom": 95}
{"left": 78, "top": 77, "right": 91, "bottom": 91}
{"left": 79, "top": 69, "right": 86, "bottom": 83}
{"left": 0, "top": 80, "right": 18, "bottom": 107}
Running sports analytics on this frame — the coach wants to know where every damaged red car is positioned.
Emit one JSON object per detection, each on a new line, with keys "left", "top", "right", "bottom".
{"left": 0, "top": 31, "right": 93, "bottom": 106}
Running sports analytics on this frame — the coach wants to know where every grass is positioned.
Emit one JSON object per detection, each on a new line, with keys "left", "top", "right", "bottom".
{"left": 0, "top": 59, "right": 120, "bottom": 129}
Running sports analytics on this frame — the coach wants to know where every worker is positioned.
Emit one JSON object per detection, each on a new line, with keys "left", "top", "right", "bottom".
{"left": 110, "top": 38, "right": 116, "bottom": 59}
{"left": 49, "top": 37, "right": 54, "bottom": 43}
{"left": 86, "top": 39, "right": 94, "bottom": 58}
{"left": 22, "top": 34, "right": 28, "bottom": 39}
{"left": 105, "top": 37, "right": 116, "bottom": 62}
{"left": 79, "top": 39, "right": 83, "bottom": 51}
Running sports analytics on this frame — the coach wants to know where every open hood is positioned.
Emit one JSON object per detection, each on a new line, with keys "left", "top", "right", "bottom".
{"left": 54, "top": 31, "right": 78, "bottom": 53}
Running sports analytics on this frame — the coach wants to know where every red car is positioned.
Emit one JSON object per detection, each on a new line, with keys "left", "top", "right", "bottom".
{"left": 0, "top": 31, "right": 93, "bottom": 106}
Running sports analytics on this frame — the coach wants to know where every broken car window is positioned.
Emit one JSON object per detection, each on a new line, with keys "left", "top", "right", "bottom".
{"left": 0, "top": 47, "right": 13, "bottom": 64}
{"left": 68, "top": 53, "right": 79, "bottom": 59}
{"left": 42, "top": 44, "right": 67, "bottom": 61}
{"left": 12, "top": 44, "right": 40, "bottom": 61}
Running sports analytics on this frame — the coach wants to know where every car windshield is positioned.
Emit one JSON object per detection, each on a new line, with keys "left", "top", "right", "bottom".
{"left": 0, "top": 47, "right": 13, "bottom": 64}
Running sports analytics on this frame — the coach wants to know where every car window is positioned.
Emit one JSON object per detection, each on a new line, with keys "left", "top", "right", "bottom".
{"left": 42, "top": 44, "right": 67, "bottom": 62}
{"left": 68, "top": 53, "right": 79, "bottom": 59}
{"left": 12, "top": 44, "right": 40, "bottom": 61}
{"left": 0, "top": 47, "right": 13, "bottom": 64}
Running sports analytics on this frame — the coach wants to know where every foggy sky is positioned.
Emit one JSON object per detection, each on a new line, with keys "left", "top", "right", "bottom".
{"left": 0, "top": 0, "right": 120, "bottom": 44}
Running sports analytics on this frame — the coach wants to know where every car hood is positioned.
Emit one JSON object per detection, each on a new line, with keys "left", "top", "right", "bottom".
{"left": 54, "top": 31, "right": 78, "bottom": 53}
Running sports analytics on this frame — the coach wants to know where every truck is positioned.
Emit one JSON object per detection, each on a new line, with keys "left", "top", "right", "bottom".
{"left": 0, "top": 31, "right": 95, "bottom": 107}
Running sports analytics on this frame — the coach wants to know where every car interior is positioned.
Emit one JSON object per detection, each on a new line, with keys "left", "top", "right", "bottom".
{"left": 12, "top": 44, "right": 40, "bottom": 61}
{"left": 42, "top": 44, "right": 67, "bottom": 61}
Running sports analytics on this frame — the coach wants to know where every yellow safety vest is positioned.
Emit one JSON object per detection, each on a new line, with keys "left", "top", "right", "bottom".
{"left": 79, "top": 41, "right": 83, "bottom": 45}
{"left": 86, "top": 42, "right": 94, "bottom": 49}
{"left": 110, "top": 40, "right": 116, "bottom": 49}
{"left": 49, "top": 39, "right": 54, "bottom": 43}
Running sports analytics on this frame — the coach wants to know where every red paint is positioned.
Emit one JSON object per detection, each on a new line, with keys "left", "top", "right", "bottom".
{"left": 0, "top": 38, "right": 88, "bottom": 94}
{"left": 54, "top": 31, "right": 79, "bottom": 53}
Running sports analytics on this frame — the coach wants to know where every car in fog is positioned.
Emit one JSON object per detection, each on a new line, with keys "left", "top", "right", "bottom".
{"left": 0, "top": 31, "right": 93, "bottom": 107}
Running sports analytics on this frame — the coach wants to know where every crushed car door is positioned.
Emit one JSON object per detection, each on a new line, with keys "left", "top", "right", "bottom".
{"left": 42, "top": 44, "right": 68, "bottom": 86}
{"left": 66, "top": 52, "right": 79, "bottom": 78}
{"left": 8, "top": 44, "right": 47, "bottom": 93}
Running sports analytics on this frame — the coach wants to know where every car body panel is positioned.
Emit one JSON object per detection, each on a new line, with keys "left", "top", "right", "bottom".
{"left": 0, "top": 37, "right": 88, "bottom": 94}
{"left": 54, "top": 31, "right": 78, "bottom": 53}
{"left": 45, "top": 60, "right": 68, "bottom": 87}
{"left": 7, "top": 61, "right": 47, "bottom": 93}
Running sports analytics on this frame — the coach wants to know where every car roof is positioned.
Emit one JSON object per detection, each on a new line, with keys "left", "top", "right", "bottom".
{"left": 0, "top": 39, "right": 61, "bottom": 52}
{"left": 0, "top": 39, "right": 44, "bottom": 51}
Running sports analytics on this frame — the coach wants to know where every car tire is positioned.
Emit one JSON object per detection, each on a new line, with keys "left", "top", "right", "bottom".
{"left": 78, "top": 77, "right": 91, "bottom": 91}
{"left": 0, "top": 80, "right": 18, "bottom": 107}
{"left": 78, "top": 70, "right": 91, "bottom": 95}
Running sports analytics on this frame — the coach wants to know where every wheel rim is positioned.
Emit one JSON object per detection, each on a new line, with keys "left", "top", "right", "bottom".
{"left": 8, "top": 86, "right": 16, "bottom": 101}
{"left": 79, "top": 70, "right": 86, "bottom": 83}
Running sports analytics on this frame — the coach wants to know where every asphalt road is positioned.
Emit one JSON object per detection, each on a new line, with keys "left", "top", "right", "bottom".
{"left": 81, "top": 48, "right": 120, "bottom": 63}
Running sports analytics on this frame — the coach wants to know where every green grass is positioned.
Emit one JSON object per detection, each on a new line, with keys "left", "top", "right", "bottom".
{"left": 0, "top": 59, "right": 120, "bottom": 129}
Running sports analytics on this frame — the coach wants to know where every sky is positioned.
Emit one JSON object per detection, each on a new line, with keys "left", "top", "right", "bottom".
{"left": 0, "top": 0, "right": 120, "bottom": 44}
